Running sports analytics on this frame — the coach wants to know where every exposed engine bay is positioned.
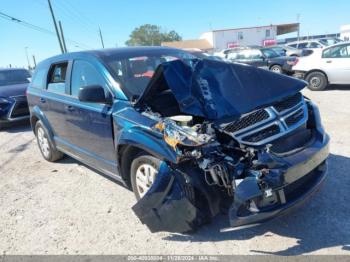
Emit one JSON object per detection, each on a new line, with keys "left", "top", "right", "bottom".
{"left": 131, "top": 59, "right": 329, "bottom": 233}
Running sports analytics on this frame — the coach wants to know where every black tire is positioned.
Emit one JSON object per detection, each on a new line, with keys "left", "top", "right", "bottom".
{"left": 130, "top": 152, "right": 161, "bottom": 200}
{"left": 270, "top": 64, "right": 283, "bottom": 74}
{"left": 305, "top": 72, "right": 328, "bottom": 91}
{"left": 35, "top": 121, "right": 63, "bottom": 162}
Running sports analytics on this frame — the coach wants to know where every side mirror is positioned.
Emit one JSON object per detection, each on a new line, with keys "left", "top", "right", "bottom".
{"left": 78, "top": 85, "right": 110, "bottom": 104}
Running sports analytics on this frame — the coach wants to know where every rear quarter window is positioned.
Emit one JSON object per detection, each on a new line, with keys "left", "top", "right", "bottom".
{"left": 30, "top": 66, "right": 47, "bottom": 89}
{"left": 47, "top": 62, "right": 68, "bottom": 94}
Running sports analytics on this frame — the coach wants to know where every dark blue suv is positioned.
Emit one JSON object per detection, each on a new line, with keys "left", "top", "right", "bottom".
{"left": 27, "top": 47, "right": 329, "bottom": 233}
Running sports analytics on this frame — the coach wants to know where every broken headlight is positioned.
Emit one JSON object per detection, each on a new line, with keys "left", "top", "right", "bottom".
{"left": 155, "top": 119, "right": 213, "bottom": 149}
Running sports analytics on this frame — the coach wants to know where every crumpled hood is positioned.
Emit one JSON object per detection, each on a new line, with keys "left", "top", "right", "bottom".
{"left": 0, "top": 83, "right": 28, "bottom": 98}
{"left": 137, "top": 59, "right": 306, "bottom": 122}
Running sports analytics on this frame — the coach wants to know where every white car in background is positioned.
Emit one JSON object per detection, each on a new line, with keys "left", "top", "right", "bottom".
{"left": 293, "top": 42, "right": 350, "bottom": 91}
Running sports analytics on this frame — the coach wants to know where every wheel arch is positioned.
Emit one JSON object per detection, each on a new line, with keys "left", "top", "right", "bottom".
{"left": 305, "top": 69, "right": 329, "bottom": 83}
{"left": 116, "top": 142, "right": 177, "bottom": 188}
{"left": 31, "top": 106, "right": 57, "bottom": 150}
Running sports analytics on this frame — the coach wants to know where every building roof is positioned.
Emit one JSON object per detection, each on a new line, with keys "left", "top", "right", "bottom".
{"left": 208, "top": 23, "right": 299, "bottom": 36}
{"left": 161, "top": 39, "right": 213, "bottom": 50}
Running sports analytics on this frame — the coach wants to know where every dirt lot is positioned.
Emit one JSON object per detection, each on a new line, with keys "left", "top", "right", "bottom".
{"left": 0, "top": 87, "right": 350, "bottom": 255}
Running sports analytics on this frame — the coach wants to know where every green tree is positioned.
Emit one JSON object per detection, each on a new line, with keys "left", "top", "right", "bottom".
{"left": 125, "top": 24, "right": 182, "bottom": 46}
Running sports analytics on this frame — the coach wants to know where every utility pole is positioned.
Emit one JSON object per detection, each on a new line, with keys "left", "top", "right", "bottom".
{"left": 32, "top": 55, "right": 37, "bottom": 68}
{"left": 24, "top": 47, "right": 31, "bottom": 70}
{"left": 297, "top": 13, "right": 301, "bottom": 42}
{"left": 99, "top": 27, "right": 105, "bottom": 48}
{"left": 47, "top": 0, "right": 64, "bottom": 53}
{"left": 59, "top": 20, "right": 68, "bottom": 53}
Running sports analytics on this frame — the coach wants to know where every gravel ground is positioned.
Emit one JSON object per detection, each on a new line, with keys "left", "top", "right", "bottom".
{"left": 0, "top": 86, "right": 350, "bottom": 255}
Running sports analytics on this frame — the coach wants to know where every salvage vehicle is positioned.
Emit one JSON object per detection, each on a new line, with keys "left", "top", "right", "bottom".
{"left": 27, "top": 47, "right": 329, "bottom": 233}
{"left": 0, "top": 68, "right": 31, "bottom": 128}
{"left": 293, "top": 42, "right": 350, "bottom": 91}
{"left": 226, "top": 47, "right": 298, "bottom": 74}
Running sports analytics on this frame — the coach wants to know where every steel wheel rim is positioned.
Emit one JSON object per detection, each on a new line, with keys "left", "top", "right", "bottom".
{"left": 272, "top": 66, "right": 281, "bottom": 73}
{"left": 135, "top": 163, "right": 158, "bottom": 198}
{"left": 310, "top": 77, "right": 321, "bottom": 88}
{"left": 37, "top": 127, "right": 50, "bottom": 158}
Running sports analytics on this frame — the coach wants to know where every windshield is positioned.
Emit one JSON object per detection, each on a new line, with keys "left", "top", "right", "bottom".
{"left": 102, "top": 50, "right": 195, "bottom": 98}
{"left": 0, "top": 69, "right": 31, "bottom": 86}
{"left": 319, "top": 38, "right": 341, "bottom": 46}
{"left": 261, "top": 48, "right": 280, "bottom": 58}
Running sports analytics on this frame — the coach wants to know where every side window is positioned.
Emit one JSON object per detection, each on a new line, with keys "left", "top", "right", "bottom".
{"left": 288, "top": 44, "right": 297, "bottom": 48}
{"left": 30, "top": 66, "right": 47, "bottom": 89}
{"left": 309, "top": 42, "right": 322, "bottom": 48}
{"left": 323, "top": 45, "right": 350, "bottom": 58}
{"left": 226, "top": 50, "right": 239, "bottom": 60}
{"left": 71, "top": 60, "right": 107, "bottom": 97}
{"left": 297, "top": 43, "right": 308, "bottom": 49}
{"left": 47, "top": 62, "right": 68, "bottom": 94}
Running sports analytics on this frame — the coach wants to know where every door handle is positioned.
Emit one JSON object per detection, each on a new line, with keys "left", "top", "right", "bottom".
{"left": 66, "top": 105, "right": 75, "bottom": 112}
{"left": 39, "top": 97, "right": 46, "bottom": 103}
{"left": 326, "top": 60, "right": 332, "bottom": 63}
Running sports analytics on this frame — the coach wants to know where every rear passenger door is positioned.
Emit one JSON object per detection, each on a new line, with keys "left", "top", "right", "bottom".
{"left": 62, "top": 59, "right": 117, "bottom": 174}
{"left": 44, "top": 62, "right": 71, "bottom": 139}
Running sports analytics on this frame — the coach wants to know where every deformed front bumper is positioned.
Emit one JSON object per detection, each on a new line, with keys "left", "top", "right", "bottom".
{"left": 226, "top": 133, "right": 329, "bottom": 231}
{"left": 132, "top": 124, "right": 330, "bottom": 233}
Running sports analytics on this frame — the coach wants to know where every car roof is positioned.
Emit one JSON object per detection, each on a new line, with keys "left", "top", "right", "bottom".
{"left": 287, "top": 40, "right": 321, "bottom": 44}
{"left": 0, "top": 68, "right": 29, "bottom": 72}
{"left": 40, "top": 46, "right": 183, "bottom": 65}
{"left": 324, "top": 41, "right": 349, "bottom": 48}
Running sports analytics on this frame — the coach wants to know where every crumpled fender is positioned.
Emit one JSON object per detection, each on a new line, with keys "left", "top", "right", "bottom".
{"left": 132, "top": 162, "right": 209, "bottom": 233}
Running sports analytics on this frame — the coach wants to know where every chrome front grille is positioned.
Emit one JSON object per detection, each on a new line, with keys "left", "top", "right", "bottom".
{"left": 222, "top": 92, "right": 308, "bottom": 146}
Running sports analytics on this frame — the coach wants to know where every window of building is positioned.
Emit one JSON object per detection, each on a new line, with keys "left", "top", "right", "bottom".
{"left": 238, "top": 32, "right": 243, "bottom": 40}
{"left": 265, "top": 29, "right": 271, "bottom": 38}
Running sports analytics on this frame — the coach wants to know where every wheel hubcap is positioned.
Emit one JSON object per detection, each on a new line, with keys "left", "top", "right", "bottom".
{"left": 272, "top": 66, "right": 281, "bottom": 73}
{"left": 37, "top": 127, "right": 50, "bottom": 158}
{"left": 310, "top": 77, "right": 321, "bottom": 88}
{"left": 135, "top": 163, "right": 158, "bottom": 198}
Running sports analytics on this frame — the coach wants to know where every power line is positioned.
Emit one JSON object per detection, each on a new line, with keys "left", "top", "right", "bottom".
{"left": 0, "top": 10, "right": 93, "bottom": 49}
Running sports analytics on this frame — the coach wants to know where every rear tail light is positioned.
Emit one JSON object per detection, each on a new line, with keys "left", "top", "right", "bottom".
{"left": 287, "top": 58, "right": 299, "bottom": 66}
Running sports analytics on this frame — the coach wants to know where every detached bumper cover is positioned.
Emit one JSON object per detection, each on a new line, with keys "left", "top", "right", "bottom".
{"left": 227, "top": 133, "right": 329, "bottom": 230}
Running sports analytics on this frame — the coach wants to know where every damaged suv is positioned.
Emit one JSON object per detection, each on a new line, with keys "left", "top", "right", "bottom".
{"left": 27, "top": 47, "right": 329, "bottom": 233}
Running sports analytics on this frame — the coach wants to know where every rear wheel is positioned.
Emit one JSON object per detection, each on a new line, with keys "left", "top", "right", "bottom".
{"left": 270, "top": 64, "right": 283, "bottom": 74}
{"left": 130, "top": 153, "right": 161, "bottom": 200}
{"left": 305, "top": 72, "right": 328, "bottom": 91}
{"left": 35, "top": 121, "right": 63, "bottom": 162}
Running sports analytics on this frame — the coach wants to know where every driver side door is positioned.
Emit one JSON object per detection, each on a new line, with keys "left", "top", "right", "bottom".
{"left": 62, "top": 59, "right": 117, "bottom": 175}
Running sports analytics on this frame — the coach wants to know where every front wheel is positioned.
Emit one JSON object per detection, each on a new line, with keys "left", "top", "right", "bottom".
{"left": 270, "top": 64, "right": 283, "bottom": 74}
{"left": 130, "top": 153, "right": 161, "bottom": 200}
{"left": 305, "top": 72, "right": 328, "bottom": 91}
{"left": 35, "top": 121, "right": 63, "bottom": 162}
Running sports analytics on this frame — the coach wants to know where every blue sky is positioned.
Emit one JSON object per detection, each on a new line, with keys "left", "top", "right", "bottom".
{"left": 1, "top": 0, "right": 349, "bottom": 67}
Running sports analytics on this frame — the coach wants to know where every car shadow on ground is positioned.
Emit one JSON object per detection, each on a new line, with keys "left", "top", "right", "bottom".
{"left": 327, "top": 84, "right": 350, "bottom": 91}
{"left": 163, "top": 153, "right": 350, "bottom": 255}
{"left": 56, "top": 156, "right": 128, "bottom": 189}
{"left": 0, "top": 120, "right": 31, "bottom": 134}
